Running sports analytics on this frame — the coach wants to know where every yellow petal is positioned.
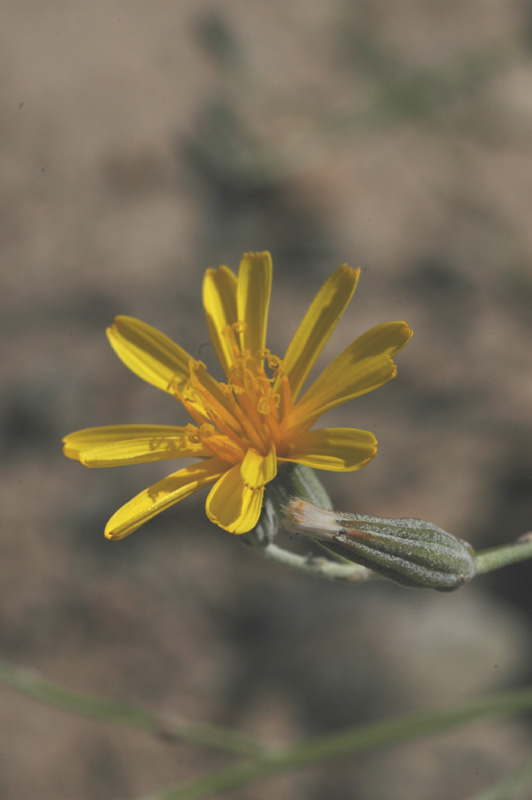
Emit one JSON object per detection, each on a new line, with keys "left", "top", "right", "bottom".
{"left": 205, "top": 447, "right": 276, "bottom": 534}
{"left": 104, "top": 458, "right": 227, "bottom": 540}
{"left": 63, "top": 425, "right": 211, "bottom": 467}
{"left": 291, "top": 322, "right": 413, "bottom": 429}
{"left": 107, "top": 316, "right": 194, "bottom": 394}
{"left": 237, "top": 252, "right": 272, "bottom": 355}
{"left": 202, "top": 265, "right": 238, "bottom": 375}
{"left": 205, "top": 464, "right": 265, "bottom": 534}
{"left": 239, "top": 445, "right": 277, "bottom": 487}
{"left": 283, "top": 427, "right": 377, "bottom": 471}
{"left": 279, "top": 264, "right": 360, "bottom": 401}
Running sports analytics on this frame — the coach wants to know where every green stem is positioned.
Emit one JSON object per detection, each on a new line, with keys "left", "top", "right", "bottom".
{"left": 260, "top": 542, "right": 374, "bottom": 582}
{"left": 0, "top": 659, "right": 270, "bottom": 758}
{"left": 466, "top": 756, "right": 532, "bottom": 800}
{"left": 140, "top": 686, "right": 532, "bottom": 800}
{"left": 474, "top": 535, "right": 532, "bottom": 574}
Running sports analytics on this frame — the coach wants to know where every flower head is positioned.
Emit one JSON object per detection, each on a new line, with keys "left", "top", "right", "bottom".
{"left": 63, "top": 252, "right": 412, "bottom": 539}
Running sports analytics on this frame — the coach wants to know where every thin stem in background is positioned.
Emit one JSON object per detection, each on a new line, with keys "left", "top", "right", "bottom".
{"left": 138, "top": 686, "right": 532, "bottom": 800}
{"left": 3, "top": 658, "right": 532, "bottom": 799}
{"left": 0, "top": 659, "right": 271, "bottom": 759}
{"left": 466, "top": 756, "right": 532, "bottom": 800}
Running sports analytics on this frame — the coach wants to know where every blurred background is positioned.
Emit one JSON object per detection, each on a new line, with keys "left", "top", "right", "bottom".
{"left": 2, "top": 2, "right": 532, "bottom": 798}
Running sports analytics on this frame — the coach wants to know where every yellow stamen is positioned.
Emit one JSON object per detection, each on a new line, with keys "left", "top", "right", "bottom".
{"left": 189, "top": 369, "right": 241, "bottom": 436}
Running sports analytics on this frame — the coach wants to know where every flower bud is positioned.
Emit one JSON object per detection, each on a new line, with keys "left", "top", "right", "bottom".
{"left": 284, "top": 499, "right": 476, "bottom": 591}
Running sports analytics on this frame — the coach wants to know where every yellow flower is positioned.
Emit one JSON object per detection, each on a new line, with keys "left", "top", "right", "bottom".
{"left": 63, "top": 252, "right": 412, "bottom": 539}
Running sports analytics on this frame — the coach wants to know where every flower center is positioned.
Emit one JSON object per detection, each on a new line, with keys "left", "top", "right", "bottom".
{"left": 175, "top": 322, "right": 294, "bottom": 463}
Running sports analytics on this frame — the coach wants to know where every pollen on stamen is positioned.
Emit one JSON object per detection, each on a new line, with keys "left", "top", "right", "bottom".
{"left": 181, "top": 385, "right": 201, "bottom": 404}
{"left": 166, "top": 375, "right": 182, "bottom": 394}
{"left": 184, "top": 423, "right": 201, "bottom": 444}
{"left": 257, "top": 397, "right": 272, "bottom": 415}
{"left": 267, "top": 354, "right": 282, "bottom": 370}
{"left": 199, "top": 423, "right": 216, "bottom": 439}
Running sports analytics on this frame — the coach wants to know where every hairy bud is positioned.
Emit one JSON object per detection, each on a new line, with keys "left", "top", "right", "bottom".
{"left": 284, "top": 499, "right": 476, "bottom": 591}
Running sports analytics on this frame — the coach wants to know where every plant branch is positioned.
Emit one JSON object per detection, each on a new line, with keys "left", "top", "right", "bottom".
{"left": 465, "top": 755, "right": 532, "bottom": 800}
{"left": 137, "top": 685, "right": 532, "bottom": 800}
{"left": 0, "top": 659, "right": 271, "bottom": 758}
{"left": 259, "top": 542, "right": 375, "bottom": 582}
{"left": 474, "top": 534, "right": 532, "bottom": 574}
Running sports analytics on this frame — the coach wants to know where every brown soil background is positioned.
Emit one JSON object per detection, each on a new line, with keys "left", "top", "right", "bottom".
{"left": 2, "top": 2, "right": 532, "bottom": 799}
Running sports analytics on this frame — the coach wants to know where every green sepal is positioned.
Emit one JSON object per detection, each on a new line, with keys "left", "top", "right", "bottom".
{"left": 246, "top": 463, "right": 332, "bottom": 547}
